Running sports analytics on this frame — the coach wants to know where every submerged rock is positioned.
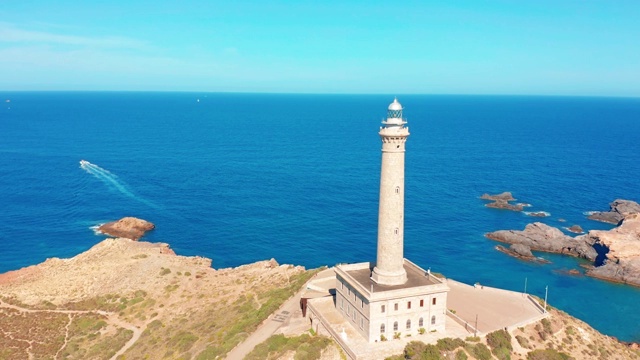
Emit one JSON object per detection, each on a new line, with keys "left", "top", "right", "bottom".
{"left": 567, "top": 225, "right": 584, "bottom": 234}
{"left": 587, "top": 199, "right": 640, "bottom": 224}
{"left": 98, "top": 217, "right": 155, "bottom": 240}
{"left": 481, "top": 192, "right": 516, "bottom": 202}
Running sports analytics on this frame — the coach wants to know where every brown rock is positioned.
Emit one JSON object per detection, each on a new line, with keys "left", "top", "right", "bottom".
{"left": 481, "top": 192, "right": 516, "bottom": 201}
{"left": 567, "top": 225, "right": 584, "bottom": 234}
{"left": 587, "top": 199, "right": 640, "bottom": 224}
{"left": 486, "top": 222, "right": 597, "bottom": 261}
{"left": 585, "top": 213, "right": 640, "bottom": 286}
{"left": 98, "top": 217, "right": 155, "bottom": 240}
{"left": 486, "top": 200, "right": 524, "bottom": 212}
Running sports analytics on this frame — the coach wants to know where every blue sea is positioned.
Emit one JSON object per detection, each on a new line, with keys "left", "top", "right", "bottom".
{"left": 1, "top": 92, "right": 639, "bottom": 341}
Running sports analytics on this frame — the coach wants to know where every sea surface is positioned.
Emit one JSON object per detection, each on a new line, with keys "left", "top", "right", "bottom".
{"left": 1, "top": 92, "right": 639, "bottom": 341}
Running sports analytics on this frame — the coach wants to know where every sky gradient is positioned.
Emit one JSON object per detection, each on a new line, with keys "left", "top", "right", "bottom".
{"left": 1, "top": 1, "right": 639, "bottom": 96}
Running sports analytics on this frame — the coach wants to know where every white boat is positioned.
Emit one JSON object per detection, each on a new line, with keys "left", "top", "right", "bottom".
{"left": 80, "top": 160, "right": 89, "bottom": 166}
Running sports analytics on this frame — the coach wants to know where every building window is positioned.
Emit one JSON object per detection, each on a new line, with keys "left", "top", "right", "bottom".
{"left": 347, "top": 304, "right": 350, "bottom": 315}
{"left": 431, "top": 316, "right": 436, "bottom": 325}
{"left": 381, "top": 323, "right": 386, "bottom": 334}
{"left": 432, "top": 297, "right": 436, "bottom": 305}
{"left": 419, "top": 317, "right": 424, "bottom": 327}
{"left": 361, "top": 299, "right": 364, "bottom": 309}
{"left": 393, "top": 321, "right": 398, "bottom": 331}
{"left": 395, "top": 186, "right": 400, "bottom": 194}
{"left": 406, "top": 319, "right": 411, "bottom": 330}
{"left": 352, "top": 311, "right": 356, "bottom": 321}
{"left": 407, "top": 301, "right": 411, "bottom": 309}
{"left": 341, "top": 281, "right": 344, "bottom": 289}
{"left": 340, "top": 298, "right": 343, "bottom": 310}
{"left": 394, "top": 303, "right": 398, "bottom": 311}
{"left": 394, "top": 228, "right": 399, "bottom": 235}
{"left": 354, "top": 293, "right": 356, "bottom": 301}
{"left": 348, "top": 288, "right": 351, "bottom": 296}
{"left": 360, "top": 318, "right": 364, "bottom": 329}
{"left": 381, "top": 305, "right": 386, "bottom": 313}
{"left": 420, "top": 299, "right": 424, "bottom": 307}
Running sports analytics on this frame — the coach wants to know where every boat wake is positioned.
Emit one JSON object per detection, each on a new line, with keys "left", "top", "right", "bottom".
{"left": 80, "top": 160, "right": 158, "bottom": 208}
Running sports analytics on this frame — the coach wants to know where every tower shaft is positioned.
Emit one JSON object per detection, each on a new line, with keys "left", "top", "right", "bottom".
{"left": 371, "top": 109, "right": 409, "bottom": 285}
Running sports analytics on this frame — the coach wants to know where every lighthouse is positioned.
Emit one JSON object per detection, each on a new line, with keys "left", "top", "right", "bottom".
{"left": 371, "top": 98, "right": 409, "bottom": 286}
{"left": 324, "top": 98, "right": 449, "bottom": 343}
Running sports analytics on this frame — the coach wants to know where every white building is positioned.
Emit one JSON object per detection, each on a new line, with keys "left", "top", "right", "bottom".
{"left": 334, "top": 99, "right": 449, "bottom": 343}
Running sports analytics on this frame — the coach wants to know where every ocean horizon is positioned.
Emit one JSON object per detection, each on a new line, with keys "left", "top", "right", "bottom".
{"left": 1, "top": 92, "right": 639, "bottom": 341}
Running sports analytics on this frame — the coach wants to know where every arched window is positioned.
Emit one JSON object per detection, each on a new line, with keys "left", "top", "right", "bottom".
{"left": 393, "top": 321, "right": 398, "bottom": 331}
{"left": 419, "top": 317, "right": 424, "bottom": 327}
{"left": 380, "top": 323, "right": 386, "bottom": 334}
{"left": 406, "top": 319, "right": 411, "bottom": 330}
{"left": 395, "top": 186, "right": 400, "bottom": 194}
{"left": 431, "top": 315, "right": 436, "bottom": 325}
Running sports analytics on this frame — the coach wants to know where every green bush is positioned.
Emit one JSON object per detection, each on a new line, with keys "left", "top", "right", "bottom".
{"left": 541, "top": 318, "right": 553, "bottom": 335}
{"left": 422, "top": 344, "right": 444, "bottom": 360}
{"left": 471, "top": 343, "right": 492, "bottom": 360}
{"left": 516, "top": 335, "right": 530, "bottom": 349}
{"left": 404, "top": 341, "right": 426, "bottom": 359}
{"left": 487, "top": 329, "right": 513, "bottom": 352}
{"left": 436, "top": 337, "right": 465, "bottom": 352}
{"left": 455, "top": 350, "right": 468, "bottom": 360}
{"left": 527, "top": 349, "right": 572, "bottom": 360}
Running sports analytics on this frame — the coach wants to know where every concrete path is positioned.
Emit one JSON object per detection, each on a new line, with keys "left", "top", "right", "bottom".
{"left": 225, "top": 268, "right": 335, "bottom": 360}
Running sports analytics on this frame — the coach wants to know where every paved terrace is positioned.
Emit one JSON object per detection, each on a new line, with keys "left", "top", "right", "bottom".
{"left": 345, "top": 261, "right": 438, "bottom": 292}
{"left": 446, "top": 279, "right": 547, "bottom": 334}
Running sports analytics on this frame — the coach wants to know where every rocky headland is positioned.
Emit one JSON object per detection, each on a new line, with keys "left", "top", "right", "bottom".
{"left": 0, "top": 217, "right": 320, "bottom": 360}
{"left": 588, "top": 199, "right": 640, "bottom": 225}
{"left": 486, "top": 199, "right": 640, "bottom": 287}
{"left": 97, "top": 216, "right": 155, "bottom": 240}
{"left": 480, "top": 192, "right": 524, "bottom": 211}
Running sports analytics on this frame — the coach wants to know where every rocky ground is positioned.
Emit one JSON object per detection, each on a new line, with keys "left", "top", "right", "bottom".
{"left": 0, "top": 232, "right": 315, "bottom": 360}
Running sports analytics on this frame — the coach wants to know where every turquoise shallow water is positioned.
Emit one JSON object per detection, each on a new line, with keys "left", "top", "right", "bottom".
{"left": 0, "top": 92, "right": 639, "bottom": 341}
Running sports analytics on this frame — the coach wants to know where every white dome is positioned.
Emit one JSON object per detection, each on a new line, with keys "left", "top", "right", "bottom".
{"left": 388, "top": 98, "right": 403, "bottom": 111}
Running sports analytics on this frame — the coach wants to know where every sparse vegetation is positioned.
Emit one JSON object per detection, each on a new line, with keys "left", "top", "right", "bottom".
{"left": 245, "top": 333, "right": 333, "bottom": 360}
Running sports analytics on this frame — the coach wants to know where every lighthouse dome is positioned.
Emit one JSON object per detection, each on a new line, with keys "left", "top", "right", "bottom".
{"left": 388, "top": 98, "right": 403, "bottom": 111}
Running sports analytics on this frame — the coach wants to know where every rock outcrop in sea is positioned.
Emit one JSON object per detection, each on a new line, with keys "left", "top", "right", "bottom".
{"left": 98, "top": 217, "right": 155, "bottom": 240}
{"left": 584, "top": 213, "right": 640, "bottom": 286}
{"left": 587, "top": 199, "right": 640, "bottom": 224}
{"left": 486, "top": 222, "right": 597, "bottom": 261}
{"left": 486, "top": 199, "right": 640, "bottom": 287}
{"left": 480, "top": 192, "right": 524, "bottom": 211}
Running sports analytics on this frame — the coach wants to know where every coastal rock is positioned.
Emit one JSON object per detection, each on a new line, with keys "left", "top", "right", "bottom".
{"left": 486, "top": 222, "right": 597, "bottom": 261}
{"left": 584, "top": 214, "right": 640, "bottom": 286}
{"left": 567, "top": 225, "right": 584, "bottom": 234}
{"left": 495, "top": 244, "right": 550, "bottom": 263}
{"left": 481, "top": 192, "right": 524, "bottom": 211}
{"left": 481, "top": 192, "right": 516, "bottom": 202}
{"left": 587, "top": 199, "right": 640, "bottom": 224}
{"left": 98, "top": 217, "right": 155, "bottom": 240}
{"left": 510, "top": 243, "right": 534, "bottom": 258}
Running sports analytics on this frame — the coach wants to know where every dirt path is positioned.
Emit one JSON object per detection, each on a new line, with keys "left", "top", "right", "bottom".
{"left": 0, "top": 299, "right": 139, "bottom": 360}
{"left": 225, "top": 268, "right": 335, "bottom": 359}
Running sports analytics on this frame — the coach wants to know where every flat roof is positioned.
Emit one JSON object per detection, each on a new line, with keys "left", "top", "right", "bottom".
{"left": 344, "top": 262, "right": 438, "bottom": 293}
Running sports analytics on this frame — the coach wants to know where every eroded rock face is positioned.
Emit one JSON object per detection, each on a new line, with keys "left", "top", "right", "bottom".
{"left": 584, "top": 214, "right": 640, "bottom": 286}
{"left": 98, "top": 217, "right": 155, "bottom": 240}
{"left": 486, "top": 222, "right": 597, "bottom": 261}
{"left": 588, "top": 199, "right": 640, "bottom": 224}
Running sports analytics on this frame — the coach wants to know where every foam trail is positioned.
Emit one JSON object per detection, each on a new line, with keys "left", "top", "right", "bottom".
{"left": 80, "top": 160, "right": 158, "bottom": 208}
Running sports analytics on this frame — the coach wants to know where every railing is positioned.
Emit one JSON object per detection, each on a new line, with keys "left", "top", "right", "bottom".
{"left": 526, "top": 294, "right": 546, "bottom": 314}
{"left": 446, "top": 310, "right": 480, "bottom": 336}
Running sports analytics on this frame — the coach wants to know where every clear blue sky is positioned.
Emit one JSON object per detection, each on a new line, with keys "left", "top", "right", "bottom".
{"left": 1, "top": 1, "right": 639, "bottom": 96}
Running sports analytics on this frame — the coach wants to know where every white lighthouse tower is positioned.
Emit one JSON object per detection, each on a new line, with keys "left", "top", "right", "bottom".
{"left": 326, "top": 98, "right": 449, "bottom": 343}
{"left": 371, "top": 98, "right": 409, "bottom": 286}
